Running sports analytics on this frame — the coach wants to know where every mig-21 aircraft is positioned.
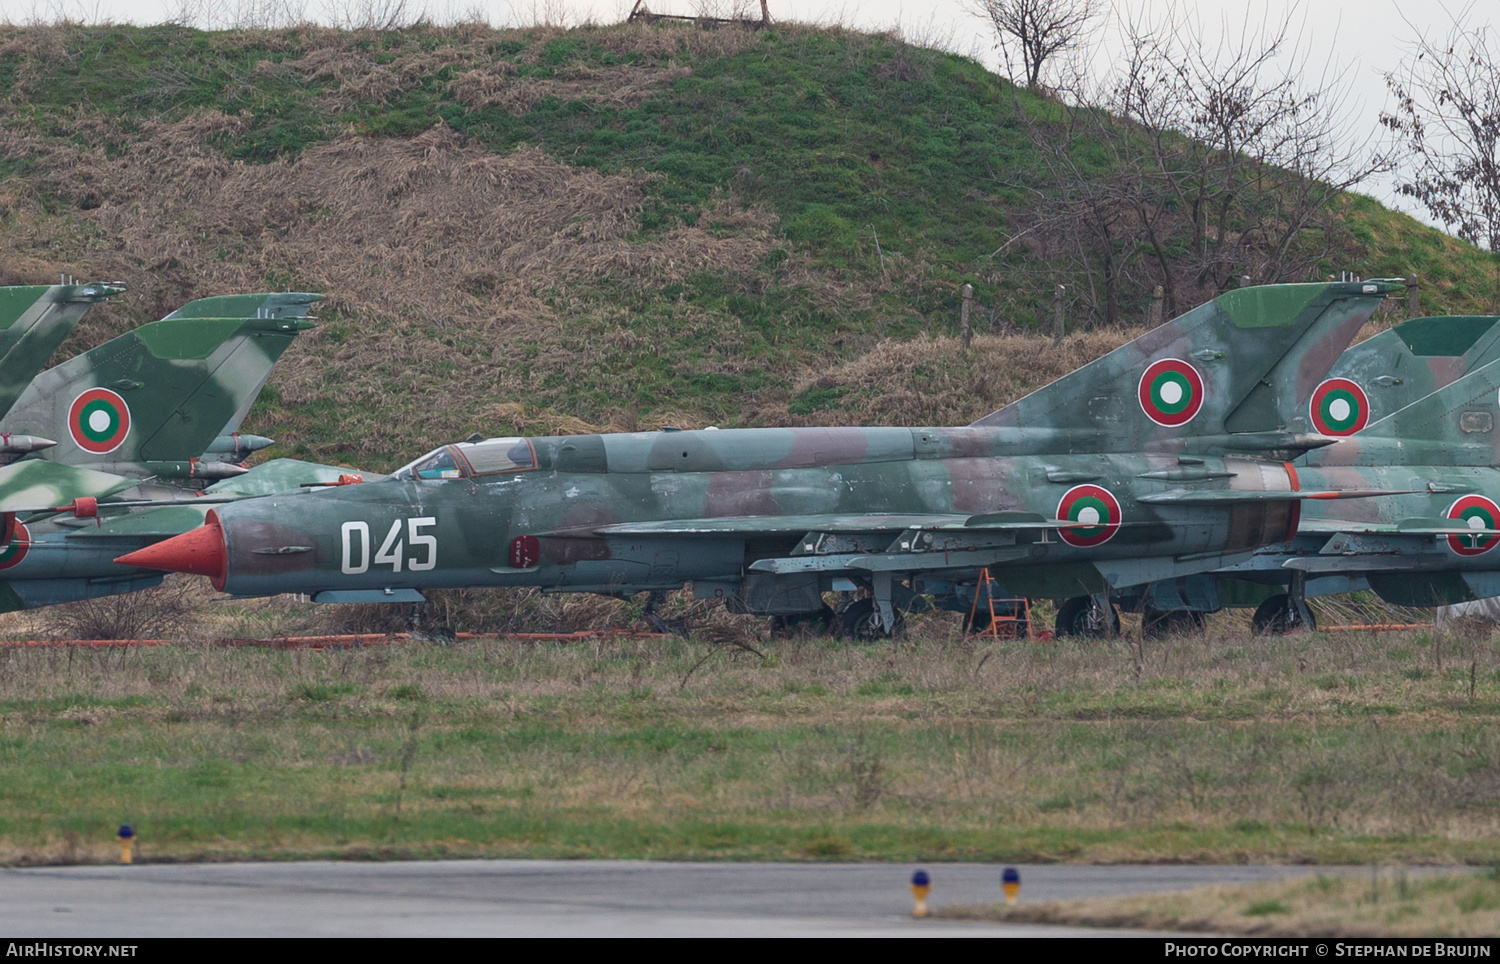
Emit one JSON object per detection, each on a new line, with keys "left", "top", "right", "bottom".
{"left": 0, "top": 293, "right": 345, "bottom": 611}
{"left": 115, "top": 282, "right": 1417, "bottom": 636}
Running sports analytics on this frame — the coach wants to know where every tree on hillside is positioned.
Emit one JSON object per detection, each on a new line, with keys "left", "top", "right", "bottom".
{"left": 970, "top": 0, "right": 1099, "bottom": 91}
{"left": 1007, "top": 6, "right": 1385, "bottom": 326}
{"left": 1382, "top": 11, "right": 1500, "bottom": 304}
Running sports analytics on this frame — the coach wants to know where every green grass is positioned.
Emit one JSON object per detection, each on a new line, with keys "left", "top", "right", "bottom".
{"left": 2, "top": 612, "right": 1500, "bottom": 866}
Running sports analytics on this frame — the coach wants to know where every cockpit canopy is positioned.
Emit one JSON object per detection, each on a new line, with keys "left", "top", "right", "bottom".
{"left": 393, "top": 437, "right": 536, "bottom": 481}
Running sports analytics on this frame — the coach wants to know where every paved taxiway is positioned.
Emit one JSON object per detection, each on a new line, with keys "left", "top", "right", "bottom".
{"left": 0, "top": 860, "right": 1353, "bottom": 936}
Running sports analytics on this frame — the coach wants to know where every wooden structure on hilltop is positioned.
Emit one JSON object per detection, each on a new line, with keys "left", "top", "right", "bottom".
{"left": 627, "top": 0, "right": 771, "bottom": 28}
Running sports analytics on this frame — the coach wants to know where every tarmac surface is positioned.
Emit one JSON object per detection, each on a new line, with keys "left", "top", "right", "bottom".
{"left": 0, "top": 860, "right": 1349, "bottom": 936}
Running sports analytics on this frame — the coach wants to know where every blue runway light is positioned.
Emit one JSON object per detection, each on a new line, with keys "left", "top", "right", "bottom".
{"left": 1002, "top": 866, "right": 1020, "bottom": 904}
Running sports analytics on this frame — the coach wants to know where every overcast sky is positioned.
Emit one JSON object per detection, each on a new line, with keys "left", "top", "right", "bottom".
{"left": 0, "top": 0, "right": 1489, "bottom": 228}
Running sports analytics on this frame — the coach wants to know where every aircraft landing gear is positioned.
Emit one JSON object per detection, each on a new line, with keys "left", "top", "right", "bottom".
{"left": 1250, "top": 594, "right": 1318, "bottom": 636}
{"left": 1251, "top": 572, "right": 1317, "bottom": 636}
{"left": 835, "top": 599, "right": 907, "bottom": 640}
{"left": 1055, "top": 594, "right": 1120, "bottom": 638}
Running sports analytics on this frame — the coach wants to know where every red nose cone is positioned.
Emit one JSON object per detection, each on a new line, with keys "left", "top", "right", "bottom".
{"left": 115, "top": 511, "right": 226, "bottom": 590}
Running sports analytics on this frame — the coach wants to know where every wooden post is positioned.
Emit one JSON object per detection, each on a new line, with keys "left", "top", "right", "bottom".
{"left": 1149, "top": 285, "right": 1163, "bottom": 327}
{"left": 1053, "top": 284, "right": 1065, "bottom": 346}
{"left": 960, "top": 284, "right": 973, "bottom": 348}
{"left": 1408, "top": 273, "right": 1419, "bottom": 315}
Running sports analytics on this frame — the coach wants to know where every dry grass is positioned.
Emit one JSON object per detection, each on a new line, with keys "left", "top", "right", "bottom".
{"left": 752, "top": 329, "right": 1141, "bottom": 426}
{"left": 939, "top": 869, "right": 1500, "bottom": 937}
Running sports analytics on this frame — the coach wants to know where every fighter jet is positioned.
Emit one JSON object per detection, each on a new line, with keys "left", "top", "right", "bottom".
{"left": 0, "top": 297, "right": 343, "bottom": 611}
{"left": 115, "top": 282, "right": 1413, "bottom": 637}
{"left": 1112, "top": 313, "right": 1500, "bottom": 635}
{"left": 0, "top": 281, "right": 125, "bottom": 442}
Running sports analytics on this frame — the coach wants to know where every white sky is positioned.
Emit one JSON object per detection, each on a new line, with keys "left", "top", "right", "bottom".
{"left": 0, "top": 0, "right": 1489, "bottom": 225}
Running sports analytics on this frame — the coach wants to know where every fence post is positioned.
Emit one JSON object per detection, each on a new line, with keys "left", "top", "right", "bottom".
{"left": 1149, "top": 285, "right": 1163, "bottom": 327}
{"left": 1408, "top": 273, "right": 1419, "bottom": 315}
{"left": 1053, "top": 284, "right": 1065, "bottom": 347}
{"left": 960, "top": 284, "right": 973, "bottom": 348}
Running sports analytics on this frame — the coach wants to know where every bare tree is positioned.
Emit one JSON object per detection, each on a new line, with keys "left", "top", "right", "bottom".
{"left": 1383, "top": 8, "right": 1500, "bottom": 300}
{"left": 969, "top": 0, "right": 1099, "bottom": 91}
{"left": 1003, "top": 4, "right": 1386, "bottom": 326}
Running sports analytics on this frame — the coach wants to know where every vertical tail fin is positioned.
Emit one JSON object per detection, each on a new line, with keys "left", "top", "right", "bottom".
{"left": 1318, "top": 315, "right": 1500, "bottom": 434}
{"left": 0, "top": 282, "right": 125, "bottom": 422}
{"left": 969, "top": 281, "right": 1404, "bottom": 452}
{"left": 0, "top": 313, "right": 315, "bottom": 476}
{"left": 1314, "top": 355, "right": 1500, "bottom": 468}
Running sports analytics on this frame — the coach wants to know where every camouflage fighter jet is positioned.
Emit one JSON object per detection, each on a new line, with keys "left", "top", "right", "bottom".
{"left": 0, "top": 293, "right": 320, "bottom": 481}
{"left": 114, "top": 282, "right": 1414, "bottom": 637}
{"left": 1111, "top": 313, "right": 1500, "bottom": 635}
{"left": 0, "top": 281, "right": 125, "bottom": 451}
{"left": 0, "top": 297, "right": 345, "bottom": 611}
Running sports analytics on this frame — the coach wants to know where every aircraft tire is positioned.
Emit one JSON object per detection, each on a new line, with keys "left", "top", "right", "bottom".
{"left": 1250, "top": 594, "right": 1316, "bottom": 636}
{"left": 1055, "top": 595, "right": 1119, "bottom": 638}
{"left": 1141, "top": 608, "right": 1206, "bottom": 639}
{"left": 835, "top": 599, "right": 906, "bottom": 640}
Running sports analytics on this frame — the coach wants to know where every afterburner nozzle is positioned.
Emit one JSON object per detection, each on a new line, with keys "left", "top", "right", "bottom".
{"left": 115, "top": 512, "right": 226, "bottom": 589}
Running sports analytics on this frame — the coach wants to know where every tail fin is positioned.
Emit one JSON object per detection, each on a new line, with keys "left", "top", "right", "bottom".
{"left": 162, "top": 292, "right": 322, "bottom": 321}
{"left": 1320, "top": 315, "right": 1500, "bottom": 432}
{"left": 0, "top": 313, "right": 314, "bottom": 475}
{"left": 969, "top": 281, "right": 1404, "bottom": 453}
{"left": 0, "top": 282, "right": 125, "bottom": 421}
{"left": 1314, "top": 355, "right": 1500, "bottom": 467}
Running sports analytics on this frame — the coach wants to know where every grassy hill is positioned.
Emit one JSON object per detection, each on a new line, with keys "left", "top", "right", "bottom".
{"left": 0, "top": 20, "right": 1496, "bottom": 470}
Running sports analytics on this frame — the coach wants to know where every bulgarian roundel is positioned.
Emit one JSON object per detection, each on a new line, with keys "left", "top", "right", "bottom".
{"left": 68, "top": 388, "right": 131, "bottom": 455}
{"left": 0, "top": 521, "right": 31, "bottom": 571}
{"left": 1056, "top": 484, "right": 1122, "bottom": 548}
{"left": 1446, "top": 495, "right": 1500, "bottom": 556}
{"left": 1309, "top": 378, "right": 1370, "bottom": 436}
{"left": 1138, "top": 359, "right": 1205, "bottom": 427}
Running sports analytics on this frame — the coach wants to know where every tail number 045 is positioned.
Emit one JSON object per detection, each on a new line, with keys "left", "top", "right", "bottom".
{"left": 341, "top": 518, "right": 437, "bottom": 574}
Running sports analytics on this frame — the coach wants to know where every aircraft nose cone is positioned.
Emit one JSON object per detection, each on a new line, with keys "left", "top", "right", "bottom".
{"left": 115, "top": 512, "right": 226, "bottom": 590}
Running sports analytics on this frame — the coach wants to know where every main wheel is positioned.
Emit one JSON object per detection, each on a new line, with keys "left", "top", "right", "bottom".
{"left": 1250, "top": 594, "right": 1317, "bottom": 636}
{"left": 835, "top": 599, "right": 906, "bottom": 640}
{"left": 1055, "top": 595, "right": 1119, "bottom": 638}
{"left": 1141, "top": 608, "right": 1206, "bottom": 639}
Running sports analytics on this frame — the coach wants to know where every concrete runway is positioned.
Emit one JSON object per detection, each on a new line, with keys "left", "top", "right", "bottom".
{"left": 0, "top": 860, "right": 1344, "bottom": 936}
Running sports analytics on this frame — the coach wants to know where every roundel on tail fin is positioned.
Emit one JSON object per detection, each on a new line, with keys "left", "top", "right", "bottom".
{"left": 68, "top": 388, "right": 131, "bottom": 454}
{"left": 1138, "top": 359, "right": 1204, "bottom": 427}
{"left": 1309, "top": 378, "right": 1370, "bottom": 436}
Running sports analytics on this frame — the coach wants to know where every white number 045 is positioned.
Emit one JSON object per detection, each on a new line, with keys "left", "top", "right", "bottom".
{"left": 341, "top": 518, "right": 437, "bottom": 574}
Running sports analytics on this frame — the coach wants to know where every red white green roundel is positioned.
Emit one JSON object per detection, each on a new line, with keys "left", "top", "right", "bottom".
{"left": 1057, "top": 484, "right": 1122, "bottom": 548}
{"left": 1138, "top": 358, "right": 1205, "bottom": 426}
{"left": 0, "top": 522, "right": 31, "bottom": 571}
{"left": 1446, "top": 495, "right": 1500, "bottom": 556}
{"left": 68, "top": 388, "right": 131, "bottom": 454}
{"left": 1309, "top": 378, "right": 1370, "bottom": 436}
